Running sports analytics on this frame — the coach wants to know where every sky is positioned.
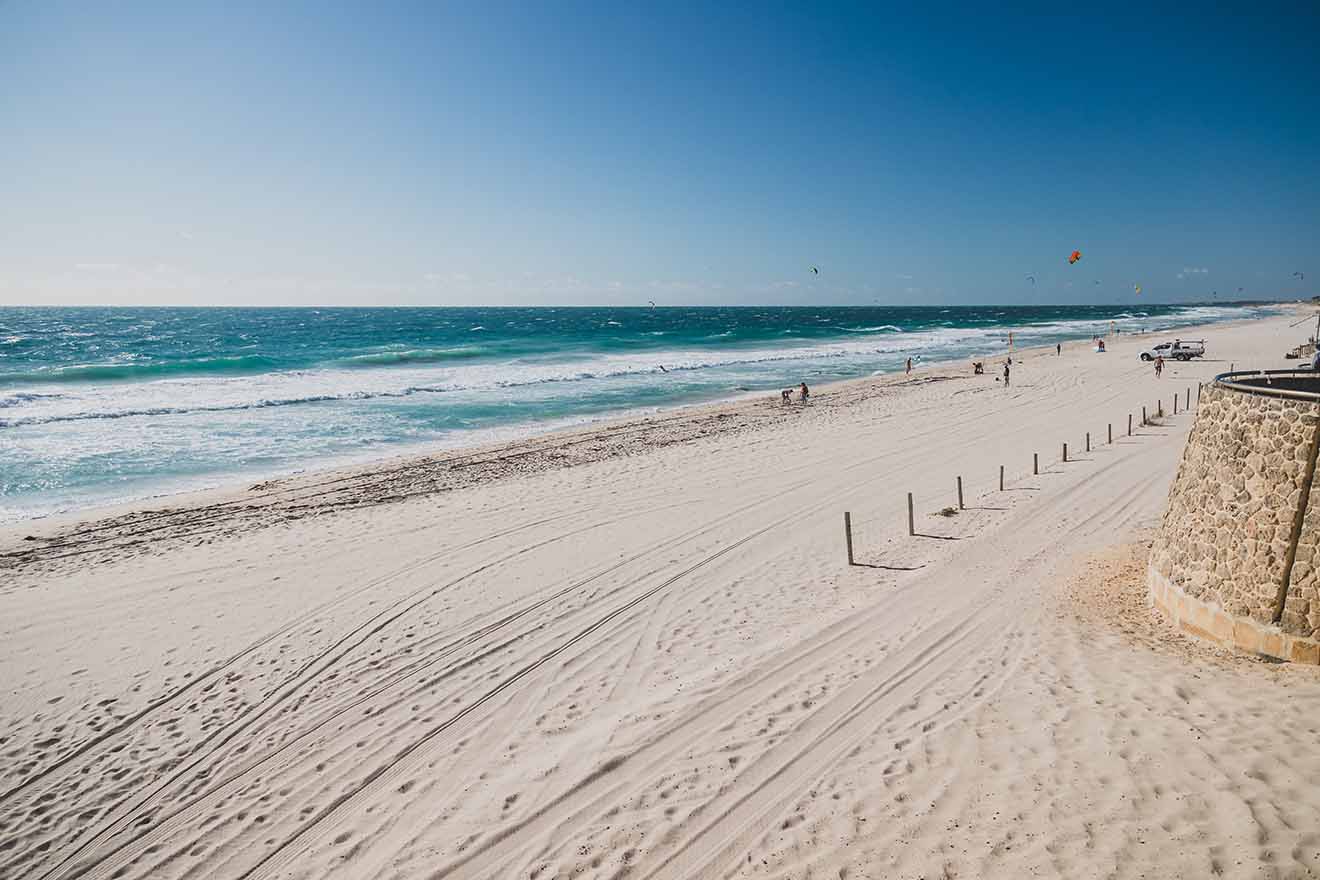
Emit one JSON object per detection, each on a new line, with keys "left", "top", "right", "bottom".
{"left": 1, "top": 1, "right": 1317, "bottom": 307}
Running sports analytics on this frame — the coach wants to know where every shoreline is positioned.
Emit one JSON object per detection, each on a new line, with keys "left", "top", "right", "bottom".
{"left": 0, "top": 304, "right": 1287, "bottom": 531}
{"left": 0, "top": 307, "right": 1294, "bottom": 568}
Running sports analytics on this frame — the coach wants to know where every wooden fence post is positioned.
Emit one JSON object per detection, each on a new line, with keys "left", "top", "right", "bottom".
{"left": 1108, "top": 423, "right": 1113, "bottom": 444}
{"left": 907, "top": 493, "right": 914, "bottom": 536}
{"left": 957, "top": 476, "right": 964, "bottom": 510}
{"left": 1063, "top": 442, "right": 1068, "bottom": 463}
{"left": 844, "top": 511, "right": 854, "bottom": 565}
{"left": 1128, "top": 413, "right": 1133, "bottom": 435}
{"left": 999, "top": 464, "right": 1004, "bottom": 491}
{"left": 1142, "top": 406, "right": 1147, "bottom": 426}
{"left": 1033, "top": 453, "right": 1039, "bottom": 475}
{"left": 1186, "top": 387, "right": 1191, "bottom": 410}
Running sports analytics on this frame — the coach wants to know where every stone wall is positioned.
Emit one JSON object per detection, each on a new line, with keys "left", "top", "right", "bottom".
{"left": 1149, "top": 378, "right": 1320, "bottom": 660}
{"left": 1283, "top": 459, "right": 1320, "bottom": 637}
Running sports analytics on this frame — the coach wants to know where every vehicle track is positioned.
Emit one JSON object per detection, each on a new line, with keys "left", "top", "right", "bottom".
{"left": 38, "top": 444, "right": 874, "bottom": 880}
{"left": 12, "top": 507, "right": 692, "bottom": 880}
{"left": 0, "top": 509, "right": 585, "bottom": 810}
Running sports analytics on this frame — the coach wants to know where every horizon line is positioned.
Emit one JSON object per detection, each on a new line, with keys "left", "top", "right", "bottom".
{"left": 0, "top": 299, "right": 1296, "bottom": 310}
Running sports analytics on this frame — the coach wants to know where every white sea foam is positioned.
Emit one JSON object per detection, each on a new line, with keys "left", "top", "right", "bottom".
{"left": 0, "top": 304, "right": 1281, "bottom": 521}
{"left": 1, "top": 306, "right": 1269, "bottom": 430}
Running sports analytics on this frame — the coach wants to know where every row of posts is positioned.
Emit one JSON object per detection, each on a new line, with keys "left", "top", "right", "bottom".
{"left": 845, "top": 384, "right": 1199, "bottom": 561}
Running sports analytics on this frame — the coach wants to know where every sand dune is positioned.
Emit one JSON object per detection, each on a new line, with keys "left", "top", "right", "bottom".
{"left": 3, "top": 311, "right": 1319, "bottom": 880}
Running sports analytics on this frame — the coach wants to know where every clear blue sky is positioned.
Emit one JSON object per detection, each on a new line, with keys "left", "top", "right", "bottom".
{"left": 2, "top": 1, "right": 1316, "bottom": 306}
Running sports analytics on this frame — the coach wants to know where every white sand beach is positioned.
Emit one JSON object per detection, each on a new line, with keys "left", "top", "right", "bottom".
{"left": 3, "top": 310, "right": 1319, "bottom": 880}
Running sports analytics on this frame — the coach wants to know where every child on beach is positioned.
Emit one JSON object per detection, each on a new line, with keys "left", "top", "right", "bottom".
{"left": 906, "top": 357, "right": 912, "bottom": 375}
{"left": 1155, "top": 356, "right": 1164, "bottom": 378}
{"left": 1003, "top": 362, "right": 1010, "bottom": 387}
{"left": 799, "top": 382, "right": 810, "bottom": 404}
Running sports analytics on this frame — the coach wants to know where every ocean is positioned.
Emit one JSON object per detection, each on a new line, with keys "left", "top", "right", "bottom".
{"left": 0, "top": 303, "right": 1276, "bottom": 523}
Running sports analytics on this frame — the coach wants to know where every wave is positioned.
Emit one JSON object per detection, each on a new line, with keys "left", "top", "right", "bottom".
{"left": 0, "top": 304, "right": 1275, "bottom": 430}
{"left": 0, "top": 386, "right": 466, "bottom": 428}
{"left": 0, "top": 354, "right": 280, "bottom": 385}
{"left": 338, "top": 346, "right": 487, "bottom": 367}
{"left": 0, "top": 392, "right": 65, "bottom": 409}
{"left": 837, "top": 324, "right": 903, "bottom": 333}
{"left": 0, "top": 334, "right": 988, "bottom": 427}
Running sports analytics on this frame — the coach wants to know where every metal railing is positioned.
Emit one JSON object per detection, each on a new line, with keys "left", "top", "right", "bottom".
{"left": 1214, "top": 369, "right": 1320, "bottom": 402}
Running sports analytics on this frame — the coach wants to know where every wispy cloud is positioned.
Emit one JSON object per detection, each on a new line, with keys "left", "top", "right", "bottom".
{"left": 1178, "top": 266, "right": 1209, "bottom": 279}
{"left": 74, "top": 262, "right": 121, "bottom": 271}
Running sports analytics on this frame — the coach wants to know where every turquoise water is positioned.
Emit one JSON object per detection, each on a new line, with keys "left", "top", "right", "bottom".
{"left": 0, "top": 304, "right": 1275, "bottom": 521}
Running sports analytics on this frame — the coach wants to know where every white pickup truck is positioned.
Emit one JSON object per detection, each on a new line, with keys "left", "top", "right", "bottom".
{"left": 1139, "top": 340, "right": 1205, "bottom": 361}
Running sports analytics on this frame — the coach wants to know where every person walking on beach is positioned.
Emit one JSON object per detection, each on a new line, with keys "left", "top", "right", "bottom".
{"left": 1155, "top": 355, "right": 1164, "bottom": 378}
{"left": 1003, "top": 361, "right": 1011, "bottom": 387}
{"left": 799, "top": 382, "right": 810, "bottom": 404}
{"left": 905, "top": 357, "right": 912, "bottom": 375}
{"left": 1056, "top": 343, "right": 1061, "bottom": 356}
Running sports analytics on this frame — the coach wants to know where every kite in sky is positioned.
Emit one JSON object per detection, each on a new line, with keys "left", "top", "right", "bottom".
{"left": 1026, "top": 274, "right": 1036, "bottom": 285}
{"left": 1068, "top": 250, "right": 1082, "bottom": 265}
{"left": 810, "top": 266, "right": 819, "bottom": 275}
{"left": 1295, "top": 271, "right": 1306, "bottom": 281}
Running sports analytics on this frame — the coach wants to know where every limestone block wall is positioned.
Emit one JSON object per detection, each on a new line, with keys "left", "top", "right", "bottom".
{"left": 1149, "top": 380, "right": 1320, "bottom": 642}
{"left": 1282, "top": 471, "right": 1320, "bottom": 637}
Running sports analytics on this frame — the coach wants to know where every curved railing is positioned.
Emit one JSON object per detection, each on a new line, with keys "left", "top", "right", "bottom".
{"left": 1214, "top": 369, "right": 1320, "bottom": 402}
